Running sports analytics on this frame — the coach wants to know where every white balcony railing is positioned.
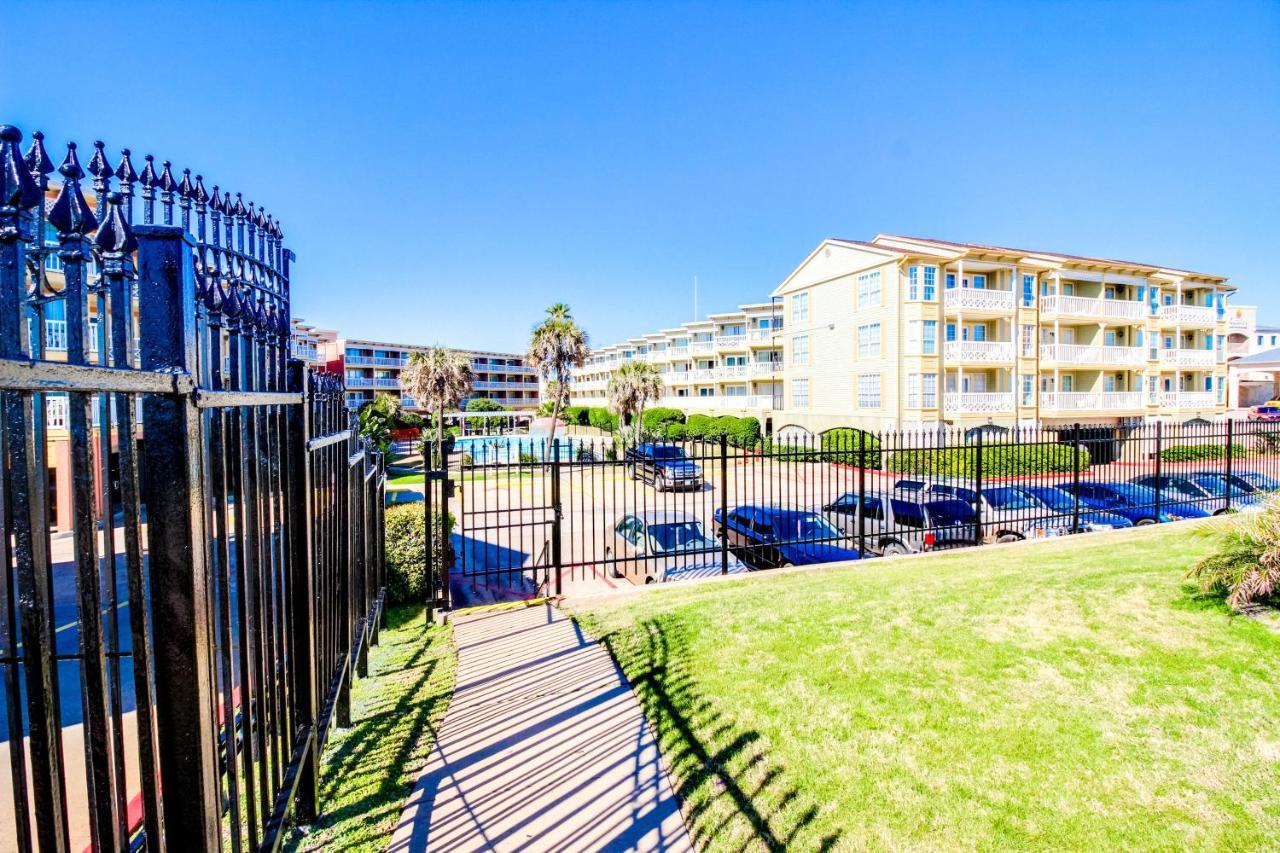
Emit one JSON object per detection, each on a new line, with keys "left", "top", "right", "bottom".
{"left": 715, "top": 334, "right": 747, "bottom": 349}
{"left": 689, "top": 368, "right": 716, "bottom": 382}
{"left": 944, "top": 287, "right": 1015, "bottom": 313}
{"left": 715, "top": 365, "right": 748, "bottom": 380}
{"left": 346, "top": 377, "right": 400, "bottom": 389}
{"left": 748, "top": 328, "right": 777, "bottom": 343}
{"left": 690, "top": 340, "right": 715, "bottom": 355}
{"left": 667, "top": 371, "right": 692, "bottom": 384}
{"left": 748, "top": 361, "right": 781, "bottom": 376}
{"left": 944, "top": 340, "right": 1014, "bottom": 363}
{"left": 668, "top": 346, "right": 689, "bottom": 358}
{"left": 1040, "top": 391, "right": 1143, "bottom": 412}
{"left": 1039, "top": 344, "right": 1146, "bottom": 366}
{"left": 1158, "top": 348, "right": 1215, "bottom": 368}
{"left": 1158, "top": 304, "right": 1217, "bottom": 326}
{"left": 1158, "top": 391, "right": 1218, "bottom": 409}
{"left": 660, "top": 394, "right": 775, "bottom": 411}
{"left": 1039, "top": 295, "right": 1144, "bottom": 321}
{"left": 345, "top": 355, "right": 407, "bottom": 367}
{"left": 942, "top": 392, "right": 1015, "bottom": 414}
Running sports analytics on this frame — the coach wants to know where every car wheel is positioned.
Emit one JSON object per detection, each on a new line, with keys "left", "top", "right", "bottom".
{"left": 1212, "top": 508, "right": 1229, "bottom": 516}
{"left": 997, "top": 533, "right": 1021, "bottom": 544}
{"left": 1135, "top": 518, "right": 1156, "bottom": 526}
{"left": 883, "top": 542, "right": 908, "bottom": 556}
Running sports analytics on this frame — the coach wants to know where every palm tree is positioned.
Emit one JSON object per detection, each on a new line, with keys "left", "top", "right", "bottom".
{"left": 527, "top": 303, "right": 589, "bottom": 456}
{"left": 607, "top": 361, "right": 663, "bottom": 441}
{"left": 401, "top": 346, "right": 475, "bottom": 462}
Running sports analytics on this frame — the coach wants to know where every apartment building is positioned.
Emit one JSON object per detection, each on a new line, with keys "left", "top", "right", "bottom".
{"left": 1225, "top": 304, "right": 1280, "bottom": 407}
{"left": 569, "top": 302, "right": 785, "bottom": 415}
{"left": 771, "top": 235, "right": 1233, "bottom": 433}
{"left": 338, "top": 338, "right": 540, "bottom": 412}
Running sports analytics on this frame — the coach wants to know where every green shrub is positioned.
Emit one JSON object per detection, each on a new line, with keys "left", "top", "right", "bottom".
{"left": 1159, "top": 442, "right": 1246, "bottom": 463}
{"left": 685, "top": 414, "right": 714, "bottom": 439}
{"left": 725, "top": 416, "right": 761, "bottom": 449}
{"left": 820, "top": 428, "right": 882, "bottom": 467}
{"left": 518, "top": 450, "right": 538, "bottom": 464}
{"left": 642, "top": 407, "right": 685, "bottom": 435}
{"left": 465, "top": 398, "right": 504, "bottom": 412}
{"left": 586, "top": 407, "right": 617, "bottom": 432}
{"left": 1188, "top": 496, "right": 1280, "bottom": 609}
{"left": 663, "top": 422, "right": 688, "bottom": 441}
{"left": 558, "top": 405, "right": 590, "bottom": 426}
{"left": 885, "top": 443, "right": 1089, "bottom": 477}
{"left": 384, "top": 502, "right": 454, "bottom": 605}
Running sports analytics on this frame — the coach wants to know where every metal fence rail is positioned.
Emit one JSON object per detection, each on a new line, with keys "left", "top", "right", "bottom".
{"left": 0, "top": 125, "right": 384, "bottom": 852}
{"left": 435, "top": 419, "right": 1280, "bottom": 599}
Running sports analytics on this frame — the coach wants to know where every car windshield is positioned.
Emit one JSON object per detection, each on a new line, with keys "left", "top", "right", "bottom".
{"left": 647, "top": 521, "right": 715, "bottom": 553}
{"left": 1241, "top": 471, "right": 1280, "bottom": 490}
{"left": 1025, "top": 487, "right": 1073, "bottom": 511}
{"left": 772, "top": 512, "right": 842, "bottom": 542}
{"left": 926, "top": 500, "right": 975, "bottom": 525}
{"left": 986, "top": 487, "right": 1040, "bottom": 511}
{"left": 648, "top": 445, "right": 687, "bottom": 460}
{"left": 1110, "top": 483, "right": 1158, "bottom": 504}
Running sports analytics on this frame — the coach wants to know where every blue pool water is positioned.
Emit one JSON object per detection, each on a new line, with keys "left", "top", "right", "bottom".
{"left": 455, "top": 435, "right": 588, "bottom": 464}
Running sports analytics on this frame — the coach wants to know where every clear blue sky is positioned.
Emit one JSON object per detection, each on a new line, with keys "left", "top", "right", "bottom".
{"left": 4, "top": 1, "right": 1278, "bottom": 351}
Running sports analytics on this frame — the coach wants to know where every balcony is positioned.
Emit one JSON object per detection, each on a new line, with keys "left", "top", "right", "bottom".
{"left": 1039, "top": 295, "right": 1144, "bottom": 321}
{"left": 748, "top": 328, "right": 778, "bottom": 344}
{"left": 944, "top": 287, "right": 1015, "bottom": 314}
{"left": 668, "top": 346, "right": 689, "bottom": 358}
{"left": 661, "top": 394, "right": 775, "bottom": 411}
{"left": 942, "top": 392, "right": 1015, "bottom": 414}
{"left": 345, "top": 355, "right": 407, "bottom": 367}
{"left": 748, "top": 361, "right": 781, "bottom": 377}
{"left": 715, "top": 334, "right": 747, "bottom": 350}
{"left": 346, "top": 377, "right": 400, "bottom": 389}
{"left": 1040, "top": 391, "right": 1143, "bottom": 412}
{"left": 944, "top": 340, "right": 1014, "bottom": 363}
{"left": 1158, "top": 391, "right": 1218, "bottom": 409}
{"left": 1039, "top": 344, "right": 1146, "bottom": 366}
{"left": 473, "top": 379, "right": 536, "bottom": 391}
{"left": 690, "top": 340, "right": 715, "bottom": 355}
{"left": 1158, "top": 348, "right": 1215, "bottom": 369}
{"left": 1158, "top": 304, "right": 1217, "bottom": 326}
{"left": 689, "top": 368, "right": 716, "bottom": 382}
{"left": 715, "top": 365, "right": 749, "bottom": 380}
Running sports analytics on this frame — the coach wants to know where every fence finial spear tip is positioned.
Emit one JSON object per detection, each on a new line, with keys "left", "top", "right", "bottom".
{"left": 158, "top": 160, "right": 177, "bottom": 192}
{"left": 2, "top": 125, "right": 41, "bottom": 209}
{"left": 87, "top": 140, "right": 111, "bottom": 179}
{"left": 233, "top": 192, "right": 247, "bottom": 217}
{"left": 115, "top": 148, "right": 138, "bottom": 185}
{"left": 194, "top": 175, "right": 208, "bottom": 204}
{"left": 49, "top": 143, "right": 98, "bottom": 235}
{"left": 24, "top": 131, "right": 54, "bottom": 176}
{"left": 94, "top": 191, "right": 137, "bottom": 254}
{"left": 139, "top": 155, "right": 158, "bottom": 188}
{"left": 178, "top": 168, "right": 194, "bottom": 198}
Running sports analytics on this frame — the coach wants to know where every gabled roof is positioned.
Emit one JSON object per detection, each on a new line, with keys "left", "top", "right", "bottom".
{"left": 1230, "top": 347, "right": 1280, "bottom": 367}
{"left": 872, "top": 234, "right": 1230, "bottom": 285}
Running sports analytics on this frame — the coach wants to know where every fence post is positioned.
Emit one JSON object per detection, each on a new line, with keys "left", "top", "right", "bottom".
{"left": 551, "top": 439, "right": 564, "bottom": 596}
{"left": 1224, "top": 418, "right": 1234, "bottom": 513}
{"left": 720, "top": 435, "right": 729, "bottom": 575}
{"left": 1153, "top": 421, "right": 1163, "bottom": 521}
{"left": 973, "top": 430, "right": 984, "bottom": 544}
{"left": 1071, "top": 423, "right": 1082, "bottom": 534}
{"left": 136, "top": 224, "right": 222, "bottom": 847}
{"left": 286, "top": 362, "right": 319, "bottom": 821}
{"left": 857, "top": 430, "right": 867, "bottom": 558}
{"left": 423, "top": 431, "right": 436, "bottom": 625}
{"left": 440, "top": 439, "right": 452, "bottom": 613}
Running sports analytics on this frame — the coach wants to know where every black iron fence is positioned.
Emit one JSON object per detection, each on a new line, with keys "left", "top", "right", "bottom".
{"left": 432, "top": 419, "right": 1280, "bottom": 600}
{"left": 0, "top": 125, "right": 384, "bottom": 852}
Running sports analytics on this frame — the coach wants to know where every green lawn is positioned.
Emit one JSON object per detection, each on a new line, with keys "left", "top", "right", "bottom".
{"left": 388, "top": 473, "right": 426, "bottom": 486}
{"left": 573, "top": 525, "right": 1280, "bottom": 851}
{"left": 285, "top": 606, "right": 455, "bottom": 852}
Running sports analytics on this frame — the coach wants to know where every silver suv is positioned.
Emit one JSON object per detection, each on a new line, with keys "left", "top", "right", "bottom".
{"left": 892, "top": 480, "right": 1077, "bottom": 543}
{"left": 821, "top": 493, "right": 980, "bottom": 556}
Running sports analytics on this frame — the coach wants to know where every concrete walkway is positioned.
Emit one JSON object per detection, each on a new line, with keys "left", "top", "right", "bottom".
{"left": 390, "top": 602, "right": 692, "bottom": 852}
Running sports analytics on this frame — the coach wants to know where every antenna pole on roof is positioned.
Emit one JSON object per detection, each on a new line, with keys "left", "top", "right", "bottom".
{"left": 693, "top": 275, "right": 698, "bottom": 320}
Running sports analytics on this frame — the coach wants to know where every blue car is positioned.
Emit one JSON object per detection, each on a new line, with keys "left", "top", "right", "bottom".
{"left": 1190, "top": 470, "right": 1280, "bottom": 495}
{"left": 713, "top": 505, "right": 866, "bottom": 568}
{"left": 1018, "top": 485, "right": 1134, "bottom": 531}
{"left": 1054, "top": 482, "right": 1211, "bottom": 525}
{"left": 623, "top": 443, "right": 704, "bottom": 491}
{"left": 1129, "top": 474, "right": 1260, "bottom": 514}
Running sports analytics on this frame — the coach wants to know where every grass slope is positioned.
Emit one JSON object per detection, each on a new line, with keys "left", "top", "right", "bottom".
{"left": 575, "top": 525, "right": 1280, "bottom": 851}
{"left": 285, "top": 606, "right": 455, "bottom": 852}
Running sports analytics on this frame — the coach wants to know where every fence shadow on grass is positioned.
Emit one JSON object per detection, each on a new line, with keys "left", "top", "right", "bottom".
{"left": 596, "top": 614, "right": 840, "bottom": 852}
{"left": 287, "top": 607, "right": 453, "bottom": 850}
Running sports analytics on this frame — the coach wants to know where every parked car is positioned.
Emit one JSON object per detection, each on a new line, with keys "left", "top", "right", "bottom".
{"left": 1018, "top": 485, "right": 1134, "bottom": 531}
{"left": 1129, "top": 474, "right": 1261, "bottom": 514}
{"left": 623, "top": 442, "right": 704, "bottom": 491}
{"left": 385, "top": 489, "right": 424, "bottom": 506}
{"left": 821, "top": 493, "right": 980, "bottom": 555}
{"left": 1232, "top": 470, "right": 1280, "bottom": 493}
{"left": 608, "top": 511, "right": 749, "bottom": 583}
{"left": 892, "top": 479, "right": 1075, "bottom": 542}
{"left": 712, "top": 505, "right": 866, "bottom": 568}
{"left": 1248, "top": 405, "right": 1280, "bottom": 422}
{"left": 1053, "top": 481, "right": 1211, "bottom": 525}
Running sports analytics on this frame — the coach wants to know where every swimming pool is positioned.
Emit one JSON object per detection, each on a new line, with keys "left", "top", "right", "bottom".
{"left": 454, "top": 435, "right": 588, "bottom": 464}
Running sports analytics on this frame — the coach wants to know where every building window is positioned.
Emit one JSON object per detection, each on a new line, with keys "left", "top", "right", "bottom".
{"left": 1021, "top": 375, "right": 1034, "bottom": 406}
{"left": 908, "top": 266, "right": 919, "bottom": 301}
{"left": 857, "top": 323, "right": 881, "bottom": 359}
{"left": 922, "top": 320, "right": 937, "bottom": 355}
{"left": 1022, "top": 274, "right": 1035, "bottom": 307}
{"left": 791, "top": 292, "right": 809, "bottom": 324}
{"left": 791, "top": 378, "right": 809, "bottom": 408}
{"left": 909, "top": 265, "right": 938, "bottom": 301}
{"left": 946, "top": 272, "right": 957, "bottom": 290}
{"left": 922, "top": 373, "right": 937, "bottom": 408}
{"left": 923, "top": 266, "right": 937, "bottom": 301}
{"left": 857, "top": 270, "right": 881, "bottom": 309}
{"left": 907, "top": 373, "right": 920, "bottom": 408}
{"left": 1020, "top": 324, "right": 1035, "bottom": 357}
{"left": 946, "top": 323, "right": 957, "bottom": 343}
{"left": 857, "top": 374, "right": 881, "bottom": 409}
{"left": 791, "top": 335, "right": 809, "bottom": 366}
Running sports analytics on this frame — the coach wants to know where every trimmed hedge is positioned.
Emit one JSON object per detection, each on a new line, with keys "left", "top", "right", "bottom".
{"left": 561, "top": 405, "right": 591, "bottom": 426}
{"left": 642, "top": 407, "right": 686, "bottom": 435}
{"left": 685, "top": 414, "right": 714, "bottom": 439}
{"left": 821, "top": 428, "right": 882, "bottom": 467}
{"left": 679, "top": 413, "right": 760, "bottom": 447}
{"left": 385, "top": 503, "right": 454, "bottom": 605}
{"left": 1159, "top": 442, "right": 1246, "bottom": 463}
{"left": 885, "top": 443, "right": 1090, "bottom": 477}
{"left": 588, "top": 407, "right": 619, "bottom": 433}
